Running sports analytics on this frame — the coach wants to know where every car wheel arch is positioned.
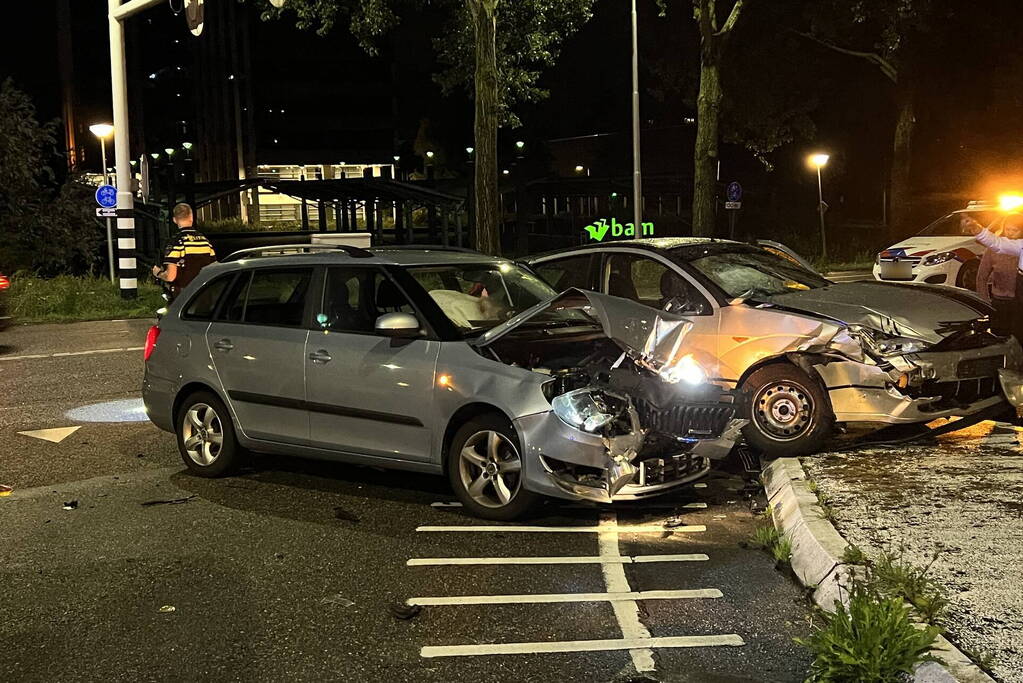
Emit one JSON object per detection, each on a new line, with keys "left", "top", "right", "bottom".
{"left": 441, "top": 402, "right": 520, "bottom": 466}
{"left": 737, "top": 353, "right": 833, "bottom": 402}
{"left": 173, "top": 381, "right": 231, "bottom": 425}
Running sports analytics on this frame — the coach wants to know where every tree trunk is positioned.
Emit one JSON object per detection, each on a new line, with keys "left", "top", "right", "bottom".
{"left": 888, "top": 85, "right": 915, "bottom": 240}
{"left": 692, "top": 57, "right": 721, "bottom": 237}
{"left": 469, "top": 0, "right": 501, "bottom": 255}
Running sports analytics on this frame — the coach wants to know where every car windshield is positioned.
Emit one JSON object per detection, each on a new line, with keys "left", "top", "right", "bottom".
{"left": 917, "top": 211, "right": 998, "bottom": 236}
{"left": 683, "top": 247, "right": 831, "bottom": 299}
{"left": 407, "top": 262, "right": 593, "bottom": 334}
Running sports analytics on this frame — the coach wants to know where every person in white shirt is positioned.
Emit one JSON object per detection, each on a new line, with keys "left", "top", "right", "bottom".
{"left": 965, "top": 213, "right": 1023, "bottom": 340}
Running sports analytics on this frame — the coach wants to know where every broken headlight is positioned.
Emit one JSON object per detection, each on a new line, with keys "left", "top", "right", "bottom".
{"left": 849, "top": 325, "right": 929, "bottom": 357}
{"left": 551, "top": 389, "right": 627, "bottom": 433}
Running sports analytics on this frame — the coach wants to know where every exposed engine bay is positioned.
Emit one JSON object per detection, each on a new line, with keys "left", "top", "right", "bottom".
{"left": 481, "top": 330, "right": 740, "bottom": 501}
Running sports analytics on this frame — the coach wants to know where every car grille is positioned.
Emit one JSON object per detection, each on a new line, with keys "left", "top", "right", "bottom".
{"left": 635, "top": 454, "right": 708, "bottom": 487}
{"left": 920, "top": 377, "right": 1000, "bottom": 405}
{"left": 635, "top": 401, "right": 735, "bottom": 438}
{"left": 956, "top": 355, "right": 1004, "bottom": 379}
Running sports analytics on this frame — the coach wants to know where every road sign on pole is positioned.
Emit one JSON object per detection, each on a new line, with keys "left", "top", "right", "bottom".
{"left": 726, "top": 181, "right": 742, "bottom": 203}
{"left": 95, "top": 184, "right": 117, "bottom": 208}
{"left": 96, "top": 207, "right": 118, "bottom": 218}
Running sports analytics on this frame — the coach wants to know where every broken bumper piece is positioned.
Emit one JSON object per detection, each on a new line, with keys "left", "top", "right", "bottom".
{"left": 514, "top": 411, "right": 721, "bottom": 504}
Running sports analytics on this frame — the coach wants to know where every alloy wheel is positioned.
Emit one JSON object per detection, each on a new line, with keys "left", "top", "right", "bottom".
{"left": 458, "top": 430, "right": 522, "bottom": 509}
{"left": 753, "top": 381, "right": 813, "bottom": 441}
{"left": 181, "top": 402, "right": 224, "bottom": 466}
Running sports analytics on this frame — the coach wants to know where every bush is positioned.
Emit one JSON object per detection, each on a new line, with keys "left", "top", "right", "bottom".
{"left": 8, "top": 274, "right": 165, "bottom": 323}
{"left": 798, "top": 578, "right": 940, "bottom": 682}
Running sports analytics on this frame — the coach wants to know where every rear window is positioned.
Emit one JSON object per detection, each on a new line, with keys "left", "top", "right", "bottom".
{"left": 182, "top": 275, "right": 232, "bottom": 320}
{"left": 216, "top": 268, "right": 312, "bottom": 327}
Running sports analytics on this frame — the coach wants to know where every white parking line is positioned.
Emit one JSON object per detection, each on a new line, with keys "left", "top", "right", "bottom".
{"left": 408, "top": 589, "right": 722, "bottom": 606}
{"left": 599, "top": 511, "right": 656, "bottom": 672}
{"left": 0, "top": 346, "right": 144, "bottom": 362}
{"left": 421, "top": 634, "right": 745, "bottom": 658}
{"left": 429, "top": 501, "right": 709, "bottom": 510}
{"left": 416, "top": 524, "right": 706, "bottom": 533}
{"left": 407, "top": 553, "right": 709, "bottom": 566}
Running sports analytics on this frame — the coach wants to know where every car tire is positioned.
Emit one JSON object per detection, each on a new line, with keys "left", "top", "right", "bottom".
{"left": 447, "top": 413, "right": 541, "bottom": 521}
{"left": 740, "top": 364, "right": 833, "bottom": 458}
{"left": 956, "top": 259, "right": 980, "bottom": 290}
{"left": 175, "top": 391, "right": 242, "bottom": 477}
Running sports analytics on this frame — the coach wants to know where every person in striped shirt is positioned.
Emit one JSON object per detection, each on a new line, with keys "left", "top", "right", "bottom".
{"left": 151, "top": 203, "right": 217, "bottom": 300}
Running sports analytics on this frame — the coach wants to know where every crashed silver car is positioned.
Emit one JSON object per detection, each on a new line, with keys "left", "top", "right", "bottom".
{"left": 142, "top": 247, "right": 741, "bottom": 520}
{"left": 526, "top": 238, "right": 1023, "bottom": 456}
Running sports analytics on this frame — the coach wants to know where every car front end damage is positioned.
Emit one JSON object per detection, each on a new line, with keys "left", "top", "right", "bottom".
{"left": 476, "top": 289, "right": 744, "bottom": 504}
{"left": 783, "top": 319, "right": 1023, "bottom": 425}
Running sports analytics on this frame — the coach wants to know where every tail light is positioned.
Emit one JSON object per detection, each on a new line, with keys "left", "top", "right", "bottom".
{"left": 0, "top": 274, "right": 9, "bottom": 291}
{"left": 144, "top": 325, "right": 161, "bottom": 361}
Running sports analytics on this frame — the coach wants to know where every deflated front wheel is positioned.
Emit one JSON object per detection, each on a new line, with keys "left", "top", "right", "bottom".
{"left": 447, "top": 414, "right": 540, "bottom": 521}
{"left": 740, "top": 364, "right": 833, "bottom": 458}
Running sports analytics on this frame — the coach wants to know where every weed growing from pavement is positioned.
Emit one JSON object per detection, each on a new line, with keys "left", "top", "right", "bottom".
{"left": 747, "top": 525, "right": 792, "bottom": 565}
{"left": 873, "top": 547, "right": 949, "bottom": 624}
{"left": 841, "top": 544, "right": 867, "bottom": 565}
{"left": 798, "top": 574, "right": 940, "bottom": 681}
{"left": 772, "top": 536, "right": 793, "bottom": 564}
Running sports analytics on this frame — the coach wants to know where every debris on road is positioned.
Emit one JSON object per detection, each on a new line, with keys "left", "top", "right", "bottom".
{"left": 141, "top": 495, "right": 197, "bottom": 507}
{"left": 0, "top": 484, "right": 12, "bottom": 496}
{"left": 333, "top": 506, "right": 360, "bottom": 523}
{"left": 62, "top": 500, "right": 78, "bottom": 510}
{"left": 320, "top": 594, "right": 355, "bottom": 607}
{"left": 664, "top": 516, "right": 688, "bottom": 528}
{"left": 158, "top": 605, "right": 176, "bottom": 613}
{"left": 388, "top": 602, "right": 421, "bottom": 620}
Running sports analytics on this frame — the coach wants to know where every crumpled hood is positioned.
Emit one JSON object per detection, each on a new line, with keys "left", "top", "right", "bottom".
{"left": 766, "top": 282, "right": 988, "bottom": 344}
{"left": 476, "top": 288, "right": 694, "bottom": 372}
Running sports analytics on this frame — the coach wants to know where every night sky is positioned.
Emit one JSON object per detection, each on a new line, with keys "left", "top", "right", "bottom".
{"left": 9, "top": 0, "right": 1023, "bottom": 242}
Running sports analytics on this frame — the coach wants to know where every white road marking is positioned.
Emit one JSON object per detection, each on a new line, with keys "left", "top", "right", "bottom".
{"left": 421, "top": 634, "right": 745, "bottom": 658}
{"left": 600, "top": 511, "right": 654, "bottom": 672}
{"left": 17, "top": 426, "right": 81, "bottom": 443}
{"left": 0, "top": 346, "right": 144, "bottom": 362}
{"left": 407, "top": 553, "right": 709, "bottom": 567}
{"left": 430, "top": 502, "right": 462, "bottom": 507}
{"left": 408, "top": 589, "right": 722, "bottom": 606}
{"left": 416, "top": 524, "right": 705, "bottom": 533}
{"left": 693, "top": 483, "right": 708, "bottom": 488}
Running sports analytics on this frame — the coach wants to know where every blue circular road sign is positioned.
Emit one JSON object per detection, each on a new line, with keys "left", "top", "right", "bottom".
{"left": 726, "top": 181, "right": 742, "bottom": 202}
{"left": 95, "top": 184, "right": 117, "bottom": 208}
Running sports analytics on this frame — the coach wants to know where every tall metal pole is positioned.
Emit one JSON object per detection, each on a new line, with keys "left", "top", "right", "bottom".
{"left": 100, "top": 137, "right": 115, "bottom": 283}
{"left": 108, "top": 0, "right": 138, "bottom": 298}
{"left": 817, "top": 166, "right": 827, "bottom": 262}
{"left": 630, "top": 0, "right": 643, "bottom": 236}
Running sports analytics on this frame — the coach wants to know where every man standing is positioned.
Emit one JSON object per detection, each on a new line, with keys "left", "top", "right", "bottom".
{"left": 152, "top": 203, "right": 217, "bottom": 301}
{"left": 966, "top": 213, "right": 1023, "bottom": 340}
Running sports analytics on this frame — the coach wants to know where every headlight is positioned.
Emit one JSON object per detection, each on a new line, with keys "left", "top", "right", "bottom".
{"left": 551, "top": 389, "right": 624, "bottom": 433}
{"left": 658, "top": 353, "right": 706, "bottom": 385}
{"left": 849, "top": 325, "right": 928, "bottom": 357}
{"left": 922, "top": 251, "right": 957, "bottom": 266}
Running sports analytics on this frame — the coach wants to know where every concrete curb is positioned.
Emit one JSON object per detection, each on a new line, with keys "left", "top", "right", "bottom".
{"left": 763, "top": 458, "right": 994, "bottom": 683}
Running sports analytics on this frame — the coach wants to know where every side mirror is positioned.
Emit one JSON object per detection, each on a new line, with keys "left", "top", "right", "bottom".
{"left": 375, "top": 312, "right": 421, "bottom": 338}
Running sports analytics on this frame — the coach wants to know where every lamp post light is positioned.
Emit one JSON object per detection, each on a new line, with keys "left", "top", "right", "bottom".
{"left": 809, "top": 153, "right": 830, "bottom": 262}
{"left": 89, "top": 123, "right": 116, "bottom": 283}
{"left": 575, "top": 164, "right": 590, "bottom": 177}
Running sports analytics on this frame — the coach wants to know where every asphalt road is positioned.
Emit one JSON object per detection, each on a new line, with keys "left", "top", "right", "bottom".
{"left": 0, "top": 320, "right": 813, "bottom": 682}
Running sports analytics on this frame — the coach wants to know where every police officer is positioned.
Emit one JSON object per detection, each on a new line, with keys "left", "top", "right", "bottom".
{"left": 966, "top": 212, "right": 1023, "bottom": 342}
{"left": 152, "top": 203, "right": 216, "bottom": 300}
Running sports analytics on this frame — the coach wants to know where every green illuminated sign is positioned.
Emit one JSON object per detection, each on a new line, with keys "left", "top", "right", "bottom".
{"left": 583, "top": 218, "right": 654, "bottom": 241}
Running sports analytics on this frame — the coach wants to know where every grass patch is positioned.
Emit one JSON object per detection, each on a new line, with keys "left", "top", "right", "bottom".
{"left": 873, "top": 548, "right": 949, "bottom": 624}
{"left": 842, "top": 544, "right": 868, "bottom": 565}
{"left": 772, "top": 536, "right": 793, "bottom": 564}
{"left": 747, "top": 524, "right": 792, "bottom": 565}
{"left": 798, "top": 577, "right": 940, "bottom": 681}
{"left": 8, "top": 274, "right": 165, "bottom": 324}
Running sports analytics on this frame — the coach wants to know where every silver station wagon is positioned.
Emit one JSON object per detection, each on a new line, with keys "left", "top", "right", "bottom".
{"left": 142, "top": 246, "right": 743, "bottom": 520}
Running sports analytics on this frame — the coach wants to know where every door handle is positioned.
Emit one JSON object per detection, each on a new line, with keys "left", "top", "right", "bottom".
{"left": 213, "top": 339, "right": 234, "bottom": 352}
{"left": 308, "top": 350, "right": 332, "bottom": 364}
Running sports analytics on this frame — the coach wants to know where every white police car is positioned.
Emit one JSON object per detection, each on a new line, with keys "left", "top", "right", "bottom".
{"left": 873, "top": 201, "right": 1001, "bottom": 290}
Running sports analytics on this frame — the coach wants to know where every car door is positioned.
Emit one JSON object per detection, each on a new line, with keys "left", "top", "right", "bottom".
{"left": 600, "top": 251, "right": 723, "bottom": 381}
{"left": 305, "top": 265, "right": 440, "bottom": 462}
{"left": 206, "top": 266, "right": 314, "bottom": 444}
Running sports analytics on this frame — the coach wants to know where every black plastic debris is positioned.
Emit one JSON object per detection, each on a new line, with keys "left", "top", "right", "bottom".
{"left": 333, "top": 506, "right": 359, "bottom": 523}
{"left": 388, "top": 602, "right": 422, "bottom": 620}
{"left": 62, "top": 500, "right": 78, "bottom": 510}
{"left": 141, "top": 495, "right": 197, "bottom": 507}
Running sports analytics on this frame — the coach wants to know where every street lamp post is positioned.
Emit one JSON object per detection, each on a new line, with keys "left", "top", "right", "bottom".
{"left": 630, "top": 0, "right": 643, "bottom": 238}
{"left": 809, "top": 153, "right": 830, "bottom": 262}
{"left": 90, "top": 123, "right": 116, "bottom": 283}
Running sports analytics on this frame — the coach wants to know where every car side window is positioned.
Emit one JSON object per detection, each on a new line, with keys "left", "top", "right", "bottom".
{"left": 218, "top": 272, "right": 251, "bottom": 323}
{"left": 606, "top": 254, "right": 711, "bottom": 314}
{"left": 215, "top": 269, "right": 312, "bottom": 327}
{"left": 318, "top": 268, "right": 416, "bottom": 333}
{"left": 319, "top": 267, "right": 375, "bottom": 333}
{"left": 182, "top": 275, "right": 232, "bottom": 320}
{"left": 534, "top": 254, "right": 594, "bottom": 291}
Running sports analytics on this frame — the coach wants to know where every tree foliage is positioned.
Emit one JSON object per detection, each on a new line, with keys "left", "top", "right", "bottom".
{"left": 0, "top": 79, "right": 99, "bottom": 276}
